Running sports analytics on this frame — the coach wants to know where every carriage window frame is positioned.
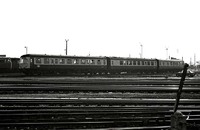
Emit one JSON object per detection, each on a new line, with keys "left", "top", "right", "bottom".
{"left": 97, "top": 59, "right": 101, "bottom": 65}
{"left": 73, "top": 59, "right": 79, "bottom": 64}
{"left": 91, "top": 59, "right": 95, "bottom": 65}
{"left": 59, "top": 59, "right": 65, "bottom": 64}
{"left": 51, "top": 59, "right": 54, "bottom": 64}
{"left": 35, "top": 58, "right": 42, "bottom": 64}
{"left": 133, "top": 61, "right": 136, "bottom": 65}
{"left": 55, "top": 59, "right": 58, "bottom": 64}
{"left": 67, "top": 59, "right": 72, "bottom": 64}
{"left": 44, "top": 58, "right": 50, "bottom": 64}
{"left": 120, "top": 60, "right": 123, "bottom": 65}
{"left": 81, "top": 59, "right": 86, "bottom": 64}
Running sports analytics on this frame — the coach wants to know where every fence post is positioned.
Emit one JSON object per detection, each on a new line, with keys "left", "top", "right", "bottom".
{"left": 171, "top": 63, "right": 189, "bottom": 130}
{"left": 174, "top": 63, "right": 189, "bottom": 113}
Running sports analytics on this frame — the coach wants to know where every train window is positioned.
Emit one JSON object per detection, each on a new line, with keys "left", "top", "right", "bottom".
{"left": 151, "top": 61, "right": 154, "bottom": 66}
{"left": 112, "top": 61, "right": 114, "bottom": 65}
{"left": 87, "top": 59, "right": 94, "bottom": 64}
{"left": 44, "top": 58, "right": 49, "bottom": 64}
{"left": 138, "top": 61, "right": 140, "bottom": 65}
{"left": 141, "top": 61, "right": 144, "bottom": 65}
{"left": 91, "top": 59, "right": 95, "bottom": 64}
{"left": 81, "top": 59, "right": 86, "bottom": 64}
{"left": 123, "top": 61, "right": 126, "bottom": 65}
{"left": 59, "top": 59, "right": 65, "bottom": 64}
{"left": 163, "top": 62, "right": 166, "bottom": 66}
{"left": 147, "top": 61, "right": 150, "bottom": 65}
{"left": 120, "top": 61, "right": 123, "bottom": 65}
{"left": 133, "top": 61, "right": 136, "bottom": 65}
{"left": 36, "top": 58, "right": 42, "bottom": 64}
{"left": 51, "top": 59, "right": 54, "bottom": 64}
{"left": 67, "top": 59, "right": 72, "bottom": 64}
{"left": 55, "top": 59, "right": 58, "bottom": 64}
{"left": 74, "top": 59, "right": 79, "bottom": 64}
{"left": 97, "top": 60, "right": 101, "bottom": 65}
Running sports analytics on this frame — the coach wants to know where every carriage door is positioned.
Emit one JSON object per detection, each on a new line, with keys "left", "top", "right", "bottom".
{"left": 106, "top": 57, "right": 111, "bottom": 72}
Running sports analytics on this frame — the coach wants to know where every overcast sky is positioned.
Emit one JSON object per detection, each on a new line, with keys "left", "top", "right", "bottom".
{"left": 0, "top": 0, "right": 200, "bottom": 64}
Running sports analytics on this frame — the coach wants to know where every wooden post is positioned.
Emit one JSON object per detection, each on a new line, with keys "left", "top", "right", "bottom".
{"left": 173, "top": 63, "right": 189, "bottom": 113}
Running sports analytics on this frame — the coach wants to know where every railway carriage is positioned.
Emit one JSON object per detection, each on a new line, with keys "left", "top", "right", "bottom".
{"left": 0, "top": 57, "right": 20, "bottom": 73}
{"left": 19, "top": 54, "right": 108, "bottom": 75}
{"left": 107, "top": 57, "right": 158, "bottom": 74}
{"left": 157, "top": 59, "right": 184, "bottom": 73}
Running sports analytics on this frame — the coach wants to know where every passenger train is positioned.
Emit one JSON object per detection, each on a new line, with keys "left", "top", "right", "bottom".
{"left": 19, "top": 54, "right": 184, "bottom": 75}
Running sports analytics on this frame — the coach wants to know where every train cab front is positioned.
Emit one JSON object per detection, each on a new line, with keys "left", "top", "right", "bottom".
{"left": 19, "top": 55, "right": 31, "bottom": 74}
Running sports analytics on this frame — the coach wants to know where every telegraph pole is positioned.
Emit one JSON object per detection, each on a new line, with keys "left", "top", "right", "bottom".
{"left": 65, "top": 39, "right": 69, "bottom": 55}
{"left": 139, "top": 42, "right": 143, "bottom": 58}
{"left": 24, "top": 46, "right": 28, "bottom": 54}
{"left": 166, "top": 47, "right": 168, "bottom": 60}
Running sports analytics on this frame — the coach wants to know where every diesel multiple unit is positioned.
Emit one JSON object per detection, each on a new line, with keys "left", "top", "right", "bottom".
{"left": 19, "top": 54, "right": 184, "bottom": 75}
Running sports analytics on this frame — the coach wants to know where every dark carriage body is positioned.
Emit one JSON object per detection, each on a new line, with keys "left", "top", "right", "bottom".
{"left": 107, "top": 57, "right": 158, "bottom": 74}
{"left": 19, "top": 54, "right": 184, "bottom": 76}
{"left": 157, "top": 59, "right": 184, "bottom": 73}
{"left": 19, "top": 54, "right": 108, "bottom": 75}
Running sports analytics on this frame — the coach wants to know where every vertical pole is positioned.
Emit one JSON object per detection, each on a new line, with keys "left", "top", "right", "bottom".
{"left": 166, "top": 47, "right": 168, "bottom": 60}
{"left": 25, "top": 46, "right": 28, "bottom": 54}
{"left": 65, "top": 39, "right": 69, "bottom": 55}
{"left": 173, "top": 63, "right": 189, "bottom": 113}
{"left": 140, "top": 42, "right": 143, "bottom": 58}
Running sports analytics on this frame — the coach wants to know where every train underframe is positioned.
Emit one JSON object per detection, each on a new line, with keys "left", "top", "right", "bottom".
{"left": 20, "top": 67, "right": 181, "bottom": 76}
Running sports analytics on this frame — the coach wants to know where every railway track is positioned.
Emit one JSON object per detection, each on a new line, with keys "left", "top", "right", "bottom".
{"left": 0, "top": 77, "right": 200, "bottom": 130}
